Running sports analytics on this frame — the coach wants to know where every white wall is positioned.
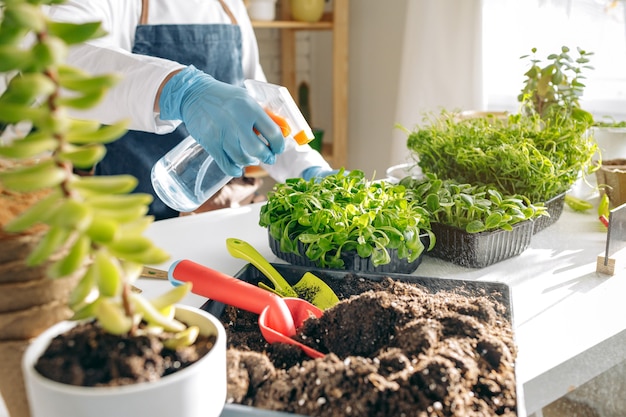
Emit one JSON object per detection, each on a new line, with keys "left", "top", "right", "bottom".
{"left": 257, "top": 0, "right": 411, "bottom": 179}
{"left": 345, "top": 0, "right": 409, "bottom": 178}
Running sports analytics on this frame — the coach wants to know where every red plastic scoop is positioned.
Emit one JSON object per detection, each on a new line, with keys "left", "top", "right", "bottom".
{"left": 168, "top": 259, "right": 325, "bottom": 359}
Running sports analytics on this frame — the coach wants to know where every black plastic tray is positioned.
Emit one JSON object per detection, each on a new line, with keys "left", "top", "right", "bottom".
{"left": 532, "top": 192, "right": 566, "bottom": 234}
{"left": 267, "top": 232, "right": 430, "bottom": 274}
{"left": 203, "top": 263, "right": 512, "bottom": 321}
{"left": 202, "top": 263, "right": 515, "bottom": 417}
{"left": 427, "top": 220, "right": 534, "bottom": 268}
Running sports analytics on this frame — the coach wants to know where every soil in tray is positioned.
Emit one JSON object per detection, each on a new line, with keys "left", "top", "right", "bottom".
{"left": 221, "top": 274, "right": 517, "bottom": 417}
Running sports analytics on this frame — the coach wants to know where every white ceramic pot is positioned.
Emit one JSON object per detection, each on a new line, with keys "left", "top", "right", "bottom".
{"left": 570, "top": 127, "right": 626, "bottom": 199}
{"left": 592, "top": 126, "right": 626, "bottom": 161}
{"left": 385, "top": 162, "right": 423, "bottom": 184}
{"left": 247, "top": 0, "right": 277, "bottom": 21}
{"left": 22, "top": 305, "right": 227, "bottom": 417}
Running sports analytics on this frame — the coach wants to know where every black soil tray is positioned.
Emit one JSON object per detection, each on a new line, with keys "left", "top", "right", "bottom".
{"left": 267, "top": 232, "right": 430, "bottom": 274}
{"left": 202, "top": 263, "right": 516, "bottom": 417}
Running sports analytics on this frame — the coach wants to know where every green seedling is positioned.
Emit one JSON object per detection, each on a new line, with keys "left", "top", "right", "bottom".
{"left": 401, "top": 173, "right": 548, "bottom": 233}
{"left": 259, "top": 169, "right": 435, "bottom": 269}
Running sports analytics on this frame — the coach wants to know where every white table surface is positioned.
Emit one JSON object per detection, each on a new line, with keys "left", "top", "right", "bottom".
{"left": 2, "top": 199, "right": 625, "bottom": 417}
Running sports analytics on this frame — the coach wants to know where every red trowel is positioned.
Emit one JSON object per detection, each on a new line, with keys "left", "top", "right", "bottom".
{"left": 168, "top": 259, "right": 325, "bottom": 359}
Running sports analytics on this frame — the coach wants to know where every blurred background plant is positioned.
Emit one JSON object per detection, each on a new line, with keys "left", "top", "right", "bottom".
{"left": 0, "top": 0, "right": 194, "bottom": 342}
{"left": 518, "top": 46, "right": 594, "bottom": 121}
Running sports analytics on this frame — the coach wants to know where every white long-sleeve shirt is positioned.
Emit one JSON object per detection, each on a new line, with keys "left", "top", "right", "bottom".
{"left": 42, "top": 0, "right": 330, "bottom": 181}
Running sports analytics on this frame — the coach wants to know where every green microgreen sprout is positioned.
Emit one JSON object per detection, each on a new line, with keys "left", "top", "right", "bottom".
{"left": 400, "top": 173, "right": 548, "bottom": 233}
{"left": 402, "top": 108, "right": 598, "bottom": 203}
{"left": 259, "top": 169, "right": 435, "bottom": 269}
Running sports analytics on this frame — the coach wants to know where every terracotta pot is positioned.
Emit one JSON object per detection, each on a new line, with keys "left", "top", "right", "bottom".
{"left": 22, "top": 305, "right": 227, "bottom": 417}
{"left": 0, "top": 340, "right": 32, "bottom": 417}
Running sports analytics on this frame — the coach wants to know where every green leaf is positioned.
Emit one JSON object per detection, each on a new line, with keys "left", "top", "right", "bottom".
{"left": 30, "top": 36, "right": 68, "bottom": 69}
{"left": 3, "top": 189, "right": 61, "bottom": 233}
{"left": 0, "top": 101, "right": 48, "bottom": 124}
{"left": 58, "top": 71, "right": 121, "bottom": 93}
{"left": 0, "top": 159, "right": 66, "bottom": 192}
{"left": 94, "top": 250, "right": 122, "bottom": 298}
{"left": 71, "top": 175, "right": 138, "bottom": 194}
{"left": 65, "top": 120, "right": 129, "bottom": 144}
{"left": 48, "top": 234, "right": 90, "bottom": 278}
{"left": 484, "top": 212, "right": 503, "bottom": 229}
{"left": 46, "top": 198, "right": 93, "bottom": 231}
{"left": 3, "top": 2, "right": 46, "bottom": 32}
{"left": 26, "top": 225, "right": 71, "bottom": 266}
{"left": 0, "top": 136, "right": 57, "bottom": 158}
{"left": 57, "top": 88, "right": 107, "bottom": 109}
{"left": 58, "top": 143, "right": 106, "bottom": 168}
{"left": 1, "top": 72, "right": 56, "bottom": 104}
{"left": 47, "top": 21, "right": 107, "bottom": 45}
{"left": 465, "top": 220, "right": 485, "bottom": 233}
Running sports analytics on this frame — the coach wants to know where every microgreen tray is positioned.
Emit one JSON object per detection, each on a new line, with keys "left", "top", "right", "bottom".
{"left": 266, "top": 232, "right": 429, "bottom": 274}
{"left": 427, "top": 219, "right": 534, "bottom": 268}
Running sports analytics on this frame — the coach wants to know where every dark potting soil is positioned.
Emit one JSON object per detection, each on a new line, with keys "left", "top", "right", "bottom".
{"left": 223, "top": 276, "right": 517, "bottom": 417}
{"left": 34, "top": 321, "right": 216, "bottom": 387}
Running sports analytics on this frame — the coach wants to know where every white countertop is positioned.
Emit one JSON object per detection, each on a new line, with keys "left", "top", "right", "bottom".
{"left": 3, "top": 199, "right": 625, "bottom": 417}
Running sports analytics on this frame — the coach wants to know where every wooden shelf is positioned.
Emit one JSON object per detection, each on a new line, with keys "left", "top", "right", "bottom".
{"left": 251, "top": 0, "right": 349, "bottom": 168}
{"left": 251, "top": 20, "right": 332, "bottom": 29}
{"left": 251, "top": 12, "right": 334, "bottom": 29}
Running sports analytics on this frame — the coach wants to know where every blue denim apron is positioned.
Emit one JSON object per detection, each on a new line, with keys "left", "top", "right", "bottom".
{"left": 95, "top": 2, "right": 244, "bottom": 220}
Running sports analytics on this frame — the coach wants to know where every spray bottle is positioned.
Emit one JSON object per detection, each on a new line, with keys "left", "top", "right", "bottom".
{"left": 151, "top": 79, "right": 314, "bottom": 212}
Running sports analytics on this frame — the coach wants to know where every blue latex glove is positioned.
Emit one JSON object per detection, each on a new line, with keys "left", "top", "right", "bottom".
{"left": 301, "top": 166, "right": 343, "bottom": 181}
{"left": 159, "top": 66, "right": 285, "bottom": 177}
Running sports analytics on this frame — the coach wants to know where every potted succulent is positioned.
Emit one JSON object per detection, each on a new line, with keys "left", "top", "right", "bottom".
{"left": 399, "top": 173, "right": 548, "bottom": 267}
{"left": 259, "top": 169, "right": 435, "bottom": 273}
{"left": 0, "top": 1, "right": 226, "bottom": 417}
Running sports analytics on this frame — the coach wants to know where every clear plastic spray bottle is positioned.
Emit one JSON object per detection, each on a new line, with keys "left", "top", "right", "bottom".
{"left": 151, "top": 80, "right": 314, "bottom": 212}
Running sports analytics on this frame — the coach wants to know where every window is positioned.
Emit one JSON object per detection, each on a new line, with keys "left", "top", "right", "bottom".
{"left": 482, "top": 0, "right": 626, "bottom": 121}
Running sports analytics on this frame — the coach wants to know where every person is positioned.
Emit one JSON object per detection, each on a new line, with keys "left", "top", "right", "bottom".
{"left": 43, "top": 0, "right": 337, "bottom": 220}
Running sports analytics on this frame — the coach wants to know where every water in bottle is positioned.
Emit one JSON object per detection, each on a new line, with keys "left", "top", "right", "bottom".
{"left": 151, "top": 79, "right": 314, "bottom": 212}
{"left": 151, "top": 136, "right": 234, "bottom": 212}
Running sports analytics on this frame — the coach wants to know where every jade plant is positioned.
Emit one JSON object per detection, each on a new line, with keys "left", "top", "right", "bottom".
{"left": 518, "top": 46, "right": 594, "bottom": 121}
{"left": 0, "top": 0, "right": 196, "bottom": 346}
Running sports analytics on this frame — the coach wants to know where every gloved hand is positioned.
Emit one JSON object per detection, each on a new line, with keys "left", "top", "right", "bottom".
{"left": 160, "top": 66, "right": 285, "bottom": 177}
{"left": 301, "top": 166, "right": 344, "bottom": 181}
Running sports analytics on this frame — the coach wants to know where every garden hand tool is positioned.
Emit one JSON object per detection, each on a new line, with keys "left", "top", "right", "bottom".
{"left": 168, "top": 259, "right": 325, "bottom": 359}
{"left": 225, "top": 238, "right": 340, "bottom": 310}
{"left": 141, "top": 266, "right": 168, "bottom": 279}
